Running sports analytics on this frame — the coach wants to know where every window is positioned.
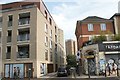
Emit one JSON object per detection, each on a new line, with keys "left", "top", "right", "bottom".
{"left": 8, "top": 15, "right": 13, "bottom": 27}
{"left": 45, "top": 36, "right": 48, "bottom": 46}
{"left": 45, "top": 10, "right": 47, "bottom": 19}
{"left": 100, "top": 23, "right": 106, "bottom": 31}
{"left": 49, "top": 18, "right": 52, "bottom": 25}
{"left": 55, "top": 26, "right": 57, "bottom": 33}
{"left": 45, "top": 23, "right": 48, "bottom": 33}
{"left": 6, "top": 46, "right": 11, "bottom": 59}
{"left": 88, "top": 24, "right": 93, "bottom": 31}
{"left": 45, "top": 50, "right": 48, "bottom": 60}
{"left": 50, "top": 40, "right": 52, "bottom": 49}
{"left": 50, "top": 30, "right": 52, "bottom": 37}
{"left": 50, "top": 52, "right": 52, "bottom": 62}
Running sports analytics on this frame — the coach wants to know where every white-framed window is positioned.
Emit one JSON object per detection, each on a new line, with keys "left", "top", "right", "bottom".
{"left": 50, "top": 30, "right": 52, "bottom": 37}
{"left": 50, "top": 52, "right": 53, "bottom": 62}
{"left": 88, "top": 24, "right": 93, "bottom": 31}
{"left": 45, "top": 23, "right": 48, "bottom": 33}
{"left": 50, "top": 40, "right": 52, "bottom": 49}
{"left": 45, "top": 36, "right": 48, "bottom": 46}
{"left": 100, "top": 23, "right": 106, "bottom": 31}
{"left": 45, "top": 49, "right": 48, "bottom": 60}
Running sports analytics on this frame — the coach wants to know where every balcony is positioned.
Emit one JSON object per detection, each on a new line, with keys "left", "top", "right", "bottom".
{"left": 7, "top": 36, "right": 12, "bottom": 43}
{"left": 17, "top": 34, "right": 30, "bottom": 41}
{"left": 17, "top": 51, "right": 29, "bottom": 58}
{"left": 6, "top": 52, "right": 11, "bottom": 59}
{"left": 18, "top": 18, "right": 30, "bottom": 26}
{"left": 8, "top": 21, "right": 12, "bottom": 27}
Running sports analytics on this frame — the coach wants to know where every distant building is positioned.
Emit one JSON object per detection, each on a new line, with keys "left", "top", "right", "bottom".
{"left": 75, "top": 16, "right": 114, "bottom": 49}
{"left": 118, "top": 1, "right": 120, "bottom": 13}
{"left": 0, "top": 0, "right": 65, "bottom": 78}
{"left": 65, "top": 39, "right": 77, "bottom": 56}
{"left": 111, "top": 13, "right": 120, "bottom": 34}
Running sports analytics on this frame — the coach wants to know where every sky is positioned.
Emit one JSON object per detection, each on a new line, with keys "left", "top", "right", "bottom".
{"left": 0, "top": 0, "right": 120, "bottom": 40}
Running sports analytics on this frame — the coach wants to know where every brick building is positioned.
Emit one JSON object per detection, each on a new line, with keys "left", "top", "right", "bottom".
{"left": 75, "top": 16, "right": 116, "bottom": 50}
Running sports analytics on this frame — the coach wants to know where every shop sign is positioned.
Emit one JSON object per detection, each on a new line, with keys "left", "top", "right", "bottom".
{"left": 104, "top": 43, "right": 120, "bottom": 51}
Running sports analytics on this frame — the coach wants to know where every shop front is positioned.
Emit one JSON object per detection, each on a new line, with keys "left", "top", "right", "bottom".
{"left": 4, "top": 63, "right": 33, "bottom": 78}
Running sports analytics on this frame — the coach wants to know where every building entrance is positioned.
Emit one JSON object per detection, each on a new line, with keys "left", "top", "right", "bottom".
{"left": 87, "top": 58, "right": 96, "bottom": 75}
{"left": 4, "top": 63, "right": 33, "bottom": 78}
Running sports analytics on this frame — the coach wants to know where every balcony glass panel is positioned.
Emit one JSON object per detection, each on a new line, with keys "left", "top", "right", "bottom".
{"left": 17, "top": 52, "right": 29, "bottom": 58}
{"left": 6, "top": 52, "right": 11, "bottom": 59}
{"left": 7, "top": 36, "right": 12, "bottom": 42}
{"left": 17, "top": 34, "right": 30, "bottom": 41}
{"left": 18, "top": 18, "right": 30, "bottom": 25}
{"left": 17, "top": 45, "right": 29, "bottom": 58}
{"left": 8, "top": 21, "right": 12, "bottom": 27}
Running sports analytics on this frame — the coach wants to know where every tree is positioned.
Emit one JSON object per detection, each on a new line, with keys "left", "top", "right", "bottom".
{"left": 66, "top": 55, "right": 77, "bottom": 68}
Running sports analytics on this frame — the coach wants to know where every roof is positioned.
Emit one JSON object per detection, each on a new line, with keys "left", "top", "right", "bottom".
{"left": 110, "top": 13, "right": 120, "bottom": 19}
{"left": 77, "top": 16, "right": 112, "bottom": 23}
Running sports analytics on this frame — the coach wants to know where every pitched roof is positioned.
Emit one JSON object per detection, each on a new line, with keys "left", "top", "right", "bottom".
{"left": 82, "top": 16, "right": 109, "bottom": 21}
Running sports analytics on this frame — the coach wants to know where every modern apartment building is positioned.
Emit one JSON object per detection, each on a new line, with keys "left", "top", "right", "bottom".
{"left": 111, "top": 13, "right": 120, "bottom": 34}
{"left": 75, "top": 16, "right": 115, "bottom": 49}
{"left": 0, "top": 0, "right": 65, "bottom": 78}
{"left": 65, "top": 39, "right": 77, "bottom": 56}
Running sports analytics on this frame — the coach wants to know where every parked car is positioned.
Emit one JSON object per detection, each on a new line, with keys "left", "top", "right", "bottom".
{"left": 57, "top": 67, "right": 68, "bottom": 77}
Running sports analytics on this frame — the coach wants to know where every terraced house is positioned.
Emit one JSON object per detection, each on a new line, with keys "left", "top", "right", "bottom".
{"left": 0, "top": 0, "right": 65, "bottom": 78}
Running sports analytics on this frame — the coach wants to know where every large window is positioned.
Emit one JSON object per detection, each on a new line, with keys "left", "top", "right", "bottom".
{"left": 88, "top": 24, "right": 93, "bottom": 31}
{"left": 45, "top": 50, "right": 48, "bottom": 60}
{"left": 6, "top": 46, "right": 11, "bottom": 59}
{"left": 45, "top": 36, "right": 48, "bottom": 46}
{"left": 50, "top": 40, "right": 52, "bottom": 49}
{"left": 45, "top": 23, "right": 48, "bottom": 33}
{"left": 50, "top": 52, "right": 53, "bottom": 62}
{"left": 100, "top": 23, "right": 106, "bottom": 31}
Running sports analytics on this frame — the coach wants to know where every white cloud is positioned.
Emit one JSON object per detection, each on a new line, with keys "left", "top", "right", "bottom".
{"left": 50, "top": 0, "right": 120, "bottom": 40}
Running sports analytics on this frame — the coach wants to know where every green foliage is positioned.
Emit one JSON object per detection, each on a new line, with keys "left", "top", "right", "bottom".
{"left": 112, "top": 34, "right": 120, "bottom": 41}
{"left": 66, "top": 55, "right": 77, "bottom": 68}
{"left": 92, "top": 35, "right": 106, "bottom": 43}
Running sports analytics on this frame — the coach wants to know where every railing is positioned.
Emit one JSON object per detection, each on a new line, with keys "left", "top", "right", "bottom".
{"left": 17, "top": 34, "right": 30, "bottom": 41}
{"left": 7, "top": 36, "right": 12, "bottom": 42}
{"left": 18, "top": 18, "right": 30, "bottom": 25}
{"left": 8, "top": 21, "right": 12, "bottom": 27}
{"left": 6, "top": 52, "right": 11, "bottom": 59}
{"left": 17, "top": 52, "right": 29, "bottom": 58}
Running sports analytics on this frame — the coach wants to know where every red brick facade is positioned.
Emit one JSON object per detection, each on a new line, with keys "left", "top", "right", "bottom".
{"left": 75, "top": 16, "right": 115, "bottom": 50}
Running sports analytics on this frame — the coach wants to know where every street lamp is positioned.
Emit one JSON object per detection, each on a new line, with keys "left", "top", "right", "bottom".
{"left": 28, "top": 68, "right": 31, "bottom": 80}
{"left": 76, "top": 50, "right": 81, "bottom": 76}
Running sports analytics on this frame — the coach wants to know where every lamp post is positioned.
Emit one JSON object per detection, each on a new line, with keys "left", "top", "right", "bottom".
{"left": 28, "top": 68, "right": 31, "bottom": 80}
{"left": 76, "top": 50, "right": 81, "bottom": 76}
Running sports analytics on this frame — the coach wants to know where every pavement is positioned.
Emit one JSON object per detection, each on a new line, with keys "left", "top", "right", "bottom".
{"left": 1, "top": 72, "right": 120, "bottom": 80}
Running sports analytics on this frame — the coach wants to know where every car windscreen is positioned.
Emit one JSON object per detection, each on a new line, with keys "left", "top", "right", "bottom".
{"left": 58, "top": 68, "right": 65, "bottom": 72}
